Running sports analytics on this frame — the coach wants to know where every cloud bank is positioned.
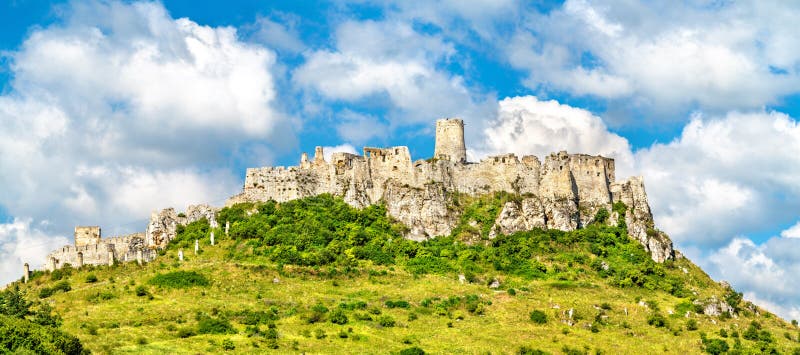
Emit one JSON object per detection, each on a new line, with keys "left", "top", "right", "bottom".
{"left": 0, "top": 1, "right": 285, "bottom": 284}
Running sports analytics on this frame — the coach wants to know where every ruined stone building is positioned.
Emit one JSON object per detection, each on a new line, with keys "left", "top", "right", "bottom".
{"left": 45, "top": 226, "right": 155, "bottom": 271}
{"left": 228, "top": 118, "right": 674, "bottom": 262}
{"left": 41, "top": 118, "right": 673, "bottom": 273}
{"left": 44, "top": 205, "right": 218, "bottom": 271}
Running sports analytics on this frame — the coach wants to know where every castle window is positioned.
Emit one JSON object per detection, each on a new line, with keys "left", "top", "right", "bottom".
{"left": 382, "top": 156, "right": 386, "bottom": 162}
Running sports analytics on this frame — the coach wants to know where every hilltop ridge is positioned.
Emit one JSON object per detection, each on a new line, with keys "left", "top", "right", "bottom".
{"left": 41, "top": 118, "right": 672, "bottom": 277}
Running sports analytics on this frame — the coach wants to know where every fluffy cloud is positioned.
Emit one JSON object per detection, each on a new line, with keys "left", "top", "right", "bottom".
{"left": 293, "top": 19, "right": 495, "bottom": 141}
{"left": 0, "top": 0, "right": 284, "bottom": 282}
{"left": 707, "top": 236, "right": 800, "bottom": 321}
{"left": 780, "top": 221, "right": 800, "bottom": 239}
{"left": 635, "top": 111, "right": 800, "bottom": 247}
{"left": 320, "top": 144, "right": 358, "bottom": 162}
{"left": 505, "top": 0, "right": 800, "bottom": 116}
{"left": 0, "top": 219, "right": 69, "bottom": 286}
{"left": 477, "top": 96, "right": 634, "bottom": 176}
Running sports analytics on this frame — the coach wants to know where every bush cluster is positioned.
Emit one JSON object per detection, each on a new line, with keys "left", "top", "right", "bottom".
{"left": 210, "top": 194, "right": 688, "bottom": 298}
{"left": 38, "top": 281, "right": 71, "bottom": 299}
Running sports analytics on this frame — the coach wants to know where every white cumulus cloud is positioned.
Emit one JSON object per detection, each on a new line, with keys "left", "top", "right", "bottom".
{"left": 504, "top": 0, "right": 800, "bottom": 116}
{"left": 635, "top": 111, "right": 800, "bottom": 247}
{"left": 477, "top": 96, "right": 634, "bottom": 176}
{"left": 0, "top": 219, "right": 69, "bottom": 286}
{"left": 0, "top": 0, "right": 286, "bottom": 283}
{"left": 293, "top": 19, "right": 495, "bottom": 142}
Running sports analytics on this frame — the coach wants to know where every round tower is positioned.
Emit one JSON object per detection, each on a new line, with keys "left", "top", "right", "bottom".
{"left": 434, "top": 118, "right": 467, "bottom": 163}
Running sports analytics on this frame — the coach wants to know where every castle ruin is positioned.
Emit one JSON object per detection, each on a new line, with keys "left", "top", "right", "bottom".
{"left": 39, "top": 118, "right": 673, "bottom": 274}
{"left": 228, "top": 118, "right": 674, "bottom": 262}
{"left": 44, "top": 227, "right": 155, "bottom": 271}
{"left": 43, "top": 205, "right": 218, "bottom": 271}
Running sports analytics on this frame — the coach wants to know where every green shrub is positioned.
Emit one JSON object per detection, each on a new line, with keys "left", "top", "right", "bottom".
{"left": 222, "top": 339, "right": 235, "bottom": 350}
{"left": 686, "top": 319, "right": 698, "bottom": 331}
{"left": 314, "top": 328, "right": 326, "bottom": 339}
{"left": 529, "top": 310, "right": 547, "bottom": 324}
{"left": 507, "top": 288, "right": 517, "bottom": 296}
{"left": 135, "top": 285, "right": 149, "bottom": 297}
{"left": 378, "top": 315, "right": 396, "bottom": 327}
{"left": 197, "top": 315, "right": 235, "bottom": 334}
{"left": 177, "top": 327, "right": 196, "bottom": 338}
{"left": 517, "top": 346, "right": 549, "bottom": 355}
{"left": 561, "top": 345, "right": 587, "bottom": 355}
{"left": 400, "top": 347, "right": 427, "bottom": 355}
{"left": 0, "top": 314, "right": 84, "bottom": 354}
{"left": 385, "top": 300, "right": 411, "bottom": 308}
{"left": 85, "top": 274, "right": 98, "bottom": 283}
{"left": 701, "top": 337, "right": 729, "bottom": 354}
{"left": 593, "top": 208, "right": 610, "bottom": 224}
{"left": 86, "top": 291, "right": 115, "bottom": 303}
{"left": 149, "top": 271, "right": 210, "bottom": 288}
{"left": 38, "top": 281, "right": 71, "bottom": 299}
{"left": 330, "top": 309, "right": 348, "bottom": 325}
{"left": 647, "top": 313, "right": 667, "bottom": 328}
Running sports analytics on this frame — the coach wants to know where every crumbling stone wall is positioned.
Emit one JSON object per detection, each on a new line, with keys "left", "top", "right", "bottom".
{"left": 45, "top": 230, "right": 155, "bottom": 271}
{"left": 74, "top": 226, "right": 101, "bottom": 247}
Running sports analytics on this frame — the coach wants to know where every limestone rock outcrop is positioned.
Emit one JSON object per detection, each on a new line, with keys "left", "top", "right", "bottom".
{"left": 145, "top": 208, "right": 179, "bottom": 250}
{"left": 489, "top": 198, "right": 546, "bottom": 238}
{"left": 611, "top": 177, "right": 675, "bottom": 262}
{"left": 383, "top": 182, "right": 458, "bottom": 241}
{"left": 182, "top": 204, "right": 219, "bottom": 228}
{"left": 145, "top": 204, "right": 220, "bottom": 250}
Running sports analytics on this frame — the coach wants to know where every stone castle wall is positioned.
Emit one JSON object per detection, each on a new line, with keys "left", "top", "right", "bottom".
{"left": 45, "top": 231, "right": 156, "bottom": 271}
{"left": 226, "top": 118, "right": 674, "bottom": 262}
{"left": 44, "top": 203, "right": 219, "bottom": 271}
{"left": 74, "top": 226, "right": 101, "bottom": 247}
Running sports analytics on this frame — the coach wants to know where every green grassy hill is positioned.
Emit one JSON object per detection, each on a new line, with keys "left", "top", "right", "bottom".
{"left": 4, "top": 194, "right": 800, "bottom": 354}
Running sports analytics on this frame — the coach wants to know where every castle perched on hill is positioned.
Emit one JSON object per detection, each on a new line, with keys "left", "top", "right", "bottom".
{"left": 38, "top": 118, "right": 673, "bottom": 276}
{"left": 228, "top": 118, "right": 673, "bottom": 262}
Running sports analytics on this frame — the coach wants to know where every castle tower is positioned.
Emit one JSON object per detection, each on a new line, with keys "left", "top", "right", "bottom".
{"left": 75, "top": 226, "right": 101, "bottom": 247}
{"left": 434, "top": 118, "right": 467, "bottom": 163}
{"left": 23, "top": 263, "right": 29, "bottom": 283}
{"left": 314, "top": 146, "right": 325, "bottom": 164}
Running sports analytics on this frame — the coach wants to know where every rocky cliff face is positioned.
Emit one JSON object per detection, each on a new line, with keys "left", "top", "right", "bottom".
{"left": 145, "top": 204, "right": 219, "bottom": 250}
{"left": 610, "top": 177, "right": 674, "bottom": 262}
{"left": 383, "top": 182, "right": 458, "bottom": 241}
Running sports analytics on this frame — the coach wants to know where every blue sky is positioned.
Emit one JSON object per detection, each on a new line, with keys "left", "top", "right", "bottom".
{"left": 1, "top": 0, "right": 800, "bottom": 321}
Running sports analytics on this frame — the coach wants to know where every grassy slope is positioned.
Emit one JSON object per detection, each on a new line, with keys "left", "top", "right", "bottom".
{"left": 14, "top": 195, "right": 800, "bottom": 354}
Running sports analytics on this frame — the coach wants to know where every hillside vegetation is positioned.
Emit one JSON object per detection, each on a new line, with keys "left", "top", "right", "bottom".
{"left": 9, "top": 194, "right": 800, "bottom": 354}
